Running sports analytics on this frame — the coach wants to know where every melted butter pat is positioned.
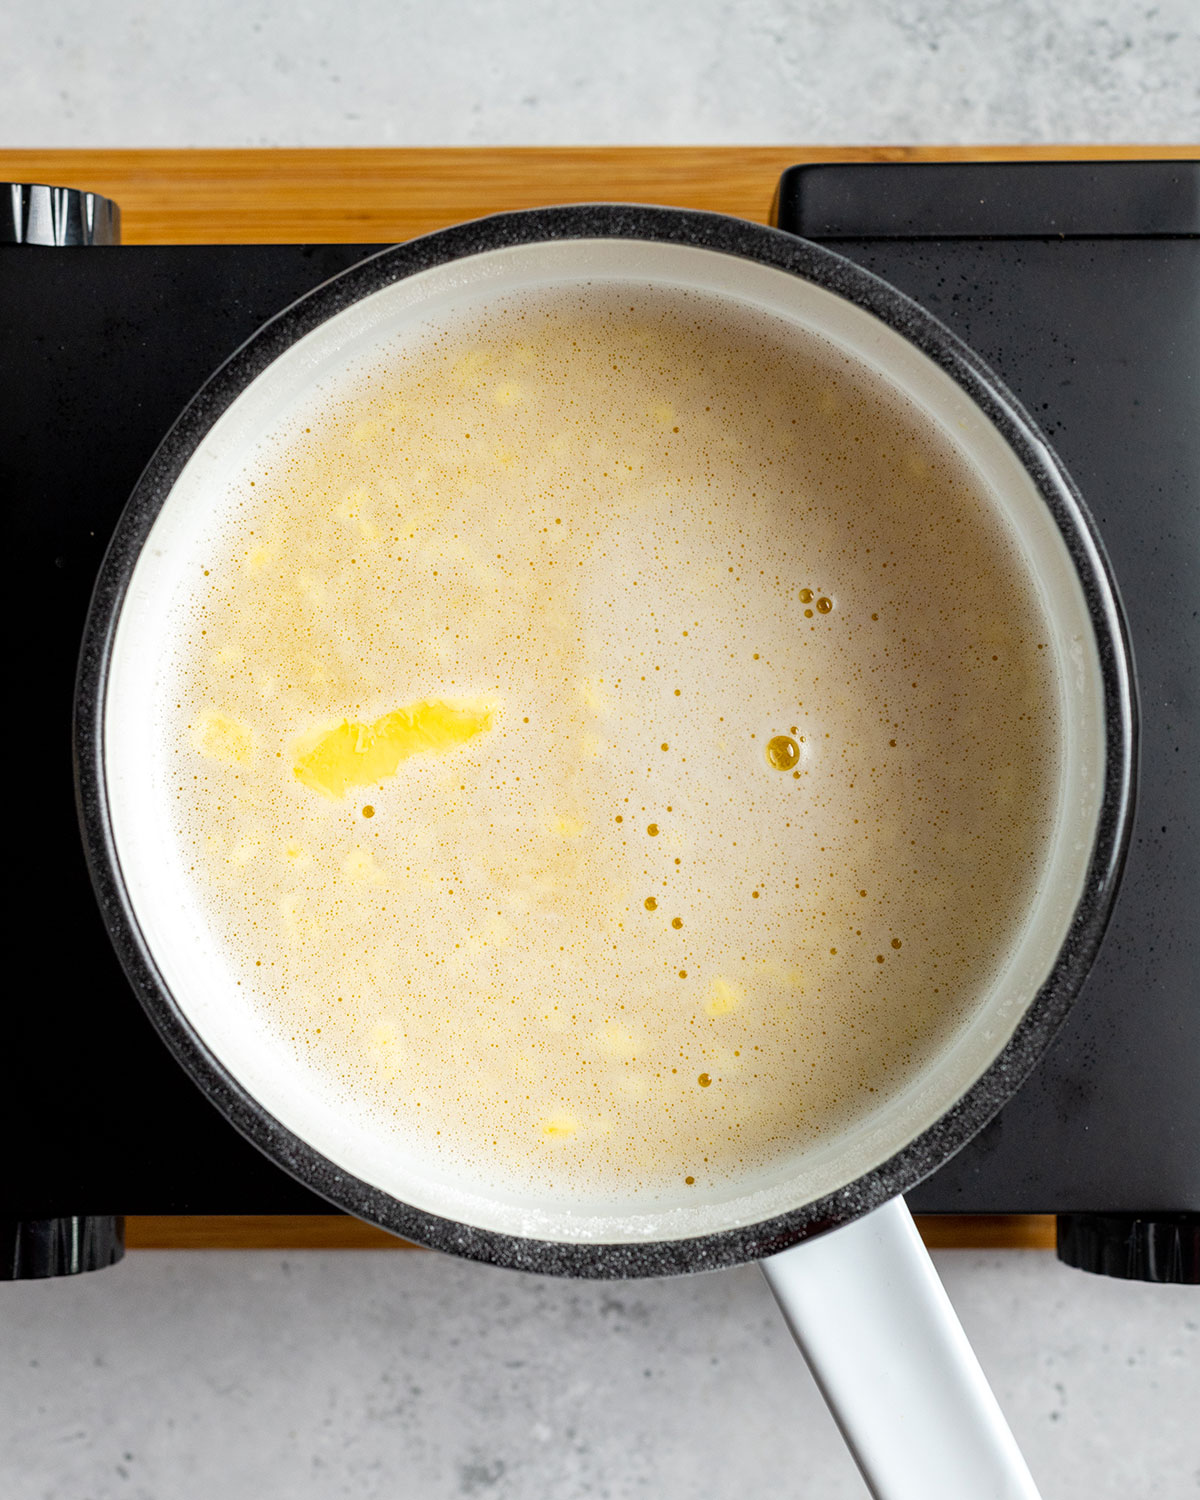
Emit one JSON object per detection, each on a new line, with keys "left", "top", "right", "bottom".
{"left": 705, "top": 977, "right": 744, "bottom": 1017}
{"left": 293, "top": 699, "right": 495, "bottom": 798}
{"left": 196, "top": 711, "right": 253, "bottom": 766}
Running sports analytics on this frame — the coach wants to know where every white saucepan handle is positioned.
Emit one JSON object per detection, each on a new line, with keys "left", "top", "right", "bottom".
{"left": 760, "top": 1196, "right": 1041, "bottom": 1500}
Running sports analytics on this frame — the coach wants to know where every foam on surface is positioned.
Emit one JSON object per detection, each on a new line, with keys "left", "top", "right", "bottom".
{"left": 161, "top": 283, "right": 1060, "bottom": 1208}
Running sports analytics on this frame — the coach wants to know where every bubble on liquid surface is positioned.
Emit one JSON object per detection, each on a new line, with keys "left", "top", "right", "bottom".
{"left": 766, "top": 735, "right": 800, "bottom": 771}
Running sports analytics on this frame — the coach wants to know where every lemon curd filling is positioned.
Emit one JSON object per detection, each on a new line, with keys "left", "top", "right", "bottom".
{"left": 169, "top": 283, "right": 1058, "bottom": 1200}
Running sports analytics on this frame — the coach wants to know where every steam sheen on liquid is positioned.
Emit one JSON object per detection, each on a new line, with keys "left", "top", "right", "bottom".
{"left": 169, "top": 285, "right": 1058, "bottom": 1202}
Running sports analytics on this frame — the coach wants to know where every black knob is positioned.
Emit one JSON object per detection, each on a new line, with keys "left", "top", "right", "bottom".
{"left": 1, "top": 183, "right": 121, "bottom": 245}
{"left": 0, "top": 1216, "right": 125, "bottom": 1279}
{"left": 1057, "top": 1213, "right": 1200, "bottom": 1283}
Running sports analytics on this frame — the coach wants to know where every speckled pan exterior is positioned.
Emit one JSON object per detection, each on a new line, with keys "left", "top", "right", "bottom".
{"left": 74, "top": 205, "right": 1137, "bottom": 1279}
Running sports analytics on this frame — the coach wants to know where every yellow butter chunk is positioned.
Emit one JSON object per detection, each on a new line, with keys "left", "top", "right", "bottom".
{"left": 705, "top": 977, "right": 744, "bottom": 1018}
{"left": 293, "top": 700, "right": 494, "bottom": 798}
{"left": 197, "top": 711, "right": 253, "bottom": 766}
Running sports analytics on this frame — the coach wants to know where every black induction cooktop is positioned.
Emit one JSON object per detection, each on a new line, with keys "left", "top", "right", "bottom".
{"left": 2, "top": 161, "right": 1196, "bottom": 1280}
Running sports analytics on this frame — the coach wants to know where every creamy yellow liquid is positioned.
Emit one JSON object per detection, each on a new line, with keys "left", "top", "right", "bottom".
{"left": 170, "top": 285, "right": 1058, "bottom": 1199}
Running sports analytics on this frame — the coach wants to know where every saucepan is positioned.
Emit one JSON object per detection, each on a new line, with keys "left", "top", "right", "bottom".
{"left": 75, "top": 207, "right": 1134, "bottom": 1500}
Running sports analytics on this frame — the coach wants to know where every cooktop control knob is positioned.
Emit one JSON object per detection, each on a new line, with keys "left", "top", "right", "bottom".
{"left": 0, "top": 1216, "right": 125, "bottom": 1279}
{"left": 1057, "top": 1213, "right": 1200, "bottom": 1283}
{"left": 1, "top": 182, "right": 121, "bottom": 245}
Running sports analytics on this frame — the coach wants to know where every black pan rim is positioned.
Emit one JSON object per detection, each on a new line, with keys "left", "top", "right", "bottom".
{"left": 74, "top": 203, "right": 1137, "bottom": 1279}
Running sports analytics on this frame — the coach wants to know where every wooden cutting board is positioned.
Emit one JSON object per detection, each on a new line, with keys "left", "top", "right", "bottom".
{"left": 122, "top": 1213, "right": 1057, "bottom": 1251}
{"left": 0, "top": 144, "right": 1192, "bottom": 244}
{"left": 14, "top": 143, "right": 1162, "bottom": 1252}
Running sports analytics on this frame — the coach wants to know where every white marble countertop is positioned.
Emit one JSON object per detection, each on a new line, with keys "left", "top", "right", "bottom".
{"left": 2, "top": 0, "right": 1198, "bottom": 148}
{"left": 5, "top": 1250, "right": 1199, "bottom": 1498}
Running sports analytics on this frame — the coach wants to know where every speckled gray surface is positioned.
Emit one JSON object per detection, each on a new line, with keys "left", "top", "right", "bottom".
{"left": 1, "top": 0, "right": 1198, "bottom": 147}
{"left": 3, "top": 1250, "right": 1198, "bottom": 1498}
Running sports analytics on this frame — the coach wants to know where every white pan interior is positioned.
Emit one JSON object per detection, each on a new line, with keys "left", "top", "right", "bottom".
{"left": 103, "top": 238, "right": 1107, "bottom": 1243}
